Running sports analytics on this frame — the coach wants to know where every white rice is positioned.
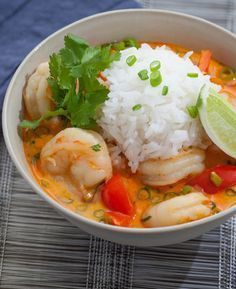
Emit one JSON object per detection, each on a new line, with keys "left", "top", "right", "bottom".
{"left": 98, "top": 44, "right": 220, "bottom": 172}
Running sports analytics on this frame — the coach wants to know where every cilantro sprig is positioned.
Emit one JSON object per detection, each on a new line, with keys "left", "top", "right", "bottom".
{"left": 21, "top": 34, "right": 136, "bottom": 129}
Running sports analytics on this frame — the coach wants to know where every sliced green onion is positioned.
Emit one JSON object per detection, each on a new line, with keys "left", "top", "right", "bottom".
{"left": 93, "top": 209, "right": 105, "bottom": 219}
{"left": 187, "top": 105, "right": 198, "bottom": 118}
{"left": 126, "top": 55, "right": 137, "bottom": 66}
{"left": 58, "top": 196, "right": 74, "bottom": 204}
{"left": 91, "top": 144, "right": 101, "bottom": 152}
{"left": 164, "top": 192, "right": 178, "bottom": 200}
{"left": 225, "top": 188, "right": 236, "bottom": 196}
{"left": 181, "top": 185, "right": 192, "bottom": 195}
{"left": 186, "top": 86, "right": 203, "bottom": 118}
{"left": 124, "top": 38, "right": 140, "bottom": 48}
{"left": 132, "top": 104, "right": 142, "bottom": 111}
{"left": 150, "top": 70, "right": 162, "bottom": 87}
{"left": 141, "top": 215, "right": 152, "bottom": 222}
{"left": 187, "top": 73, "right": 198, "bottom": 78}
{"left": 151, "top": 194, "right": 164, "bottom": 205}
{"left": 112, "top": 41, "right": 125, "bottom": 51}
{"left": 76, "top": 203, "right": 88, "bottom": 212}
{"left": 150, "top": 60, "right": 161, "bottom": 71}
{"left": 210, "top": 172, "right": 222, "bottom": 187}
{"left": 219, "top": 66, "right": 235, "bottom": 81}
{"left": 40, "top": 179, "right": 49, "bottom": 188}
{"left": 162, "top": 85, "right": 168, "bottom": 95}
{"left": 138, "top": 69, "right": 149, "bottom": 80}
{"left": 137, "top": 187, "right": 151, "bottom": 200}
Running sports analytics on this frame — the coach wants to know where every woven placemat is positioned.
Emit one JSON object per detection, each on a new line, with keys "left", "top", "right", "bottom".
{"left": 1, "top": 1, "right": 236, "bottom": 288}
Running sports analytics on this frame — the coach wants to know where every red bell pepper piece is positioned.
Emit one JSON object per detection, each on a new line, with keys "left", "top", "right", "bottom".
{"left": 199, "top": 50, "right": 212, "bottom": 73}
{"left": 105, "top": 211, "right": 132, "bottom": 227}
{"left": 101, "top": 174, "right": 134, "bottom": 215}
{"left": 188, "top": 165, "right": 236, "bottom": 194}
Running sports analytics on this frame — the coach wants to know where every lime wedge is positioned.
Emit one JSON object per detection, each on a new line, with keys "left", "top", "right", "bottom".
{"left": 199, "top": 88, "right": 236, "bottom": 158}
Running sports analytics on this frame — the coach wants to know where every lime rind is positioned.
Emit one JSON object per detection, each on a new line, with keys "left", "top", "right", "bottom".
{"left": 199, "top": 88, "right": 236, "bottom": 158}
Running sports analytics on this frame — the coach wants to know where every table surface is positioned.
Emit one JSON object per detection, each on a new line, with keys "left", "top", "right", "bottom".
{"left": 0, "top": 1, "right": 236, "bottom": 289}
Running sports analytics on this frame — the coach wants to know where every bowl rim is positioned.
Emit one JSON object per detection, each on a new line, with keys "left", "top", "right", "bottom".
{"left": 2, "top": 8, "right": 236, "bottom": 235}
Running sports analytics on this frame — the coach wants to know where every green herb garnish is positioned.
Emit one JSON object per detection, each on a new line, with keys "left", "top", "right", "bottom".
{"left": 219, "top": 66, "right": 235, "bottom": 81}
{"left": 20, "top": 108, "right": 67, "bottom": 129}
{"left": 187, "top": 73, "right": 198, "bottom": 78}
{"left": 162, "top": 85, "right": 168, "bottom": 96}
{"left": 210, "top": 172, "right": 222, "bottom": 187}
{"left": 132, "top": 104, "right": 142, "bottom": 111}
{"left": 225, "top": 188, "right": 236, "bottom": 196}
{"left": 91, "top": 144, "right": 101, "bottom": 152}
{"left": 126, "top": 55, "right": 137, "bottom": 66}
{"left": 186, "top": 86, "right": 204, "bottom": 118}
{"left": 137, "top": 187, "right": 151, "bottom": 200}
{"left": 93, "top": 209, "right": 105, "bottom": 219}
{"left": 20, "top": 34, "right": 121, "bottom": 130}
{"left": 187, "top": 106, "right": 198, "bottom": 118}
{"left": 138, "top": 69, "right": 149, "bottom": 80}
{"left": 150, "top": 70, "right": 162, "bottom": 87}
{"left": 112, "top": 41, "right": 125, "bottom": 51}
{"left": 124, "top": 38, "right": 140, "bottom": 48}
{"left": 150, "top": 60, "right": 161, "bottom": 71}
{"left": 181, "top": 185, "right": 192, "bottom": 195}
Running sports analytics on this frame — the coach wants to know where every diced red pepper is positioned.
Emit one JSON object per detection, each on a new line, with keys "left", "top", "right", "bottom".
{"left": 199, "top": 50, "right": 212, "bottom": 73}
{"left": 188, "top": 165, "right": 236, "bottom": 194}
{"left": 105, "top": 211, "right": 132, "bottom": 227}
{"left": 101, "top": 174, "right": 134, "bottom": 215}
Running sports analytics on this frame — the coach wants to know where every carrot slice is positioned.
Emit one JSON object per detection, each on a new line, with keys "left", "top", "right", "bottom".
{"left": 199, "top": 50, "right": 212, "bottom": 73}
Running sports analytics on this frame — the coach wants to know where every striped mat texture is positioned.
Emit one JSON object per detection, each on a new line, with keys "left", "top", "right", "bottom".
{"left": 0, "top": 0, "right": 236, "bottom": 288}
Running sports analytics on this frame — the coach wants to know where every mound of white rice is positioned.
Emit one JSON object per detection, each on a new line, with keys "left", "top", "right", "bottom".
{"left": 98, "top": 44, "right": 220, "bottom": 172}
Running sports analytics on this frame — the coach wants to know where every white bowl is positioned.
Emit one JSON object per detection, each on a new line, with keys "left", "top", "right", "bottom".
{"left": 3, "top": 9, "right": 236, "bottom": 246}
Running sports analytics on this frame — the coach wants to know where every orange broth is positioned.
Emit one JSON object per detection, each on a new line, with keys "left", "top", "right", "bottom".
{"left": 22, "top": 42, "right": 236, "bottom": 228}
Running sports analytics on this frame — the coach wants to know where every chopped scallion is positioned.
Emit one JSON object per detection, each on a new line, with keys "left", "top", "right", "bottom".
{"left": 112, "top": 41, "right": 125, "bottom": 51}
{"left": 210, "top": 171, "right": 222, "bottom": 187}
{"left": 91, "top": 144, "right": 101, "bottom": 152}
{"left": 187, "top": 72, "right": 198, "bottom": 78}
{"left": 132, "top": 104, "right": 142, "bottom": 111}
{"left": 181, "top": 185, "right": 192, "bottom": 195}
{"left": 126, "top": 55, "right": 137, "bottom": 66}
{"left": 150, "top": 60, "right": 161, "bottom": 71}
{"left": 138, "top": 69, "right": 149, "bottom": 80}
{"left": 187, "top": 105, "right": 198, "bottom": 118}
{"left": 93, "top": 209, "right": 105, "bottom": 219}
{"left": 219, "top": 66, "right": 235, "bottom": 81}
{"left": 137, "top": 187, "right": 151, "bottom": 200}
{"left": 162, "top": 85, "right": 168, "bottom": 95}
{"left": 225, "top": 188, "right": 236, "bottom": 196}
{"left": 150, "top": 70, "right": 162, "bottom": 87}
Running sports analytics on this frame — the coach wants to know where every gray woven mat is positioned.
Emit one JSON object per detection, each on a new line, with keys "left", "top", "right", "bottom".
{"left": 1, "top": 1, "right": 236, "bottom": 288}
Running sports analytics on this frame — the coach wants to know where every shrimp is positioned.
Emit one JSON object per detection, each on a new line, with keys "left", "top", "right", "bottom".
{"left": 24, "top": 62, "right": 53, "bottom": 119}
{"left": 144, "top": 192, "right": 211, "bottom": 227}
{"left": 40, "top": 128, "right": 112, "bottom": 198}
{"left": 138, "top": 148, "right": 205, "bottom": 186}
